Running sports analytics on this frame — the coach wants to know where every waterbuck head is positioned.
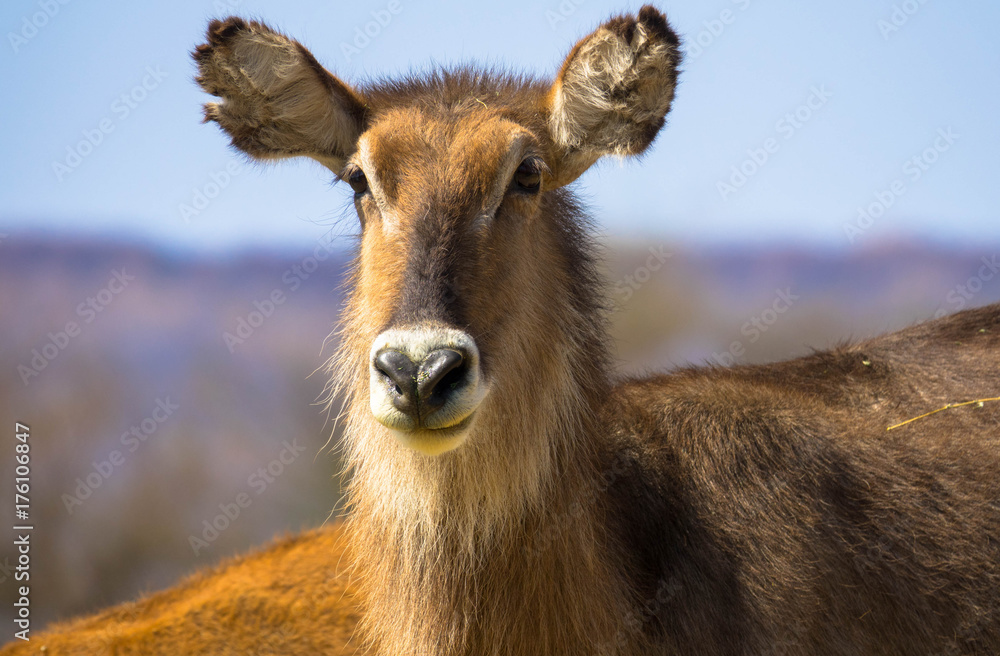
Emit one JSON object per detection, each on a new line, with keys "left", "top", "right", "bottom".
{"left": 195, "top": 7, "right": 680, "bottom": 526}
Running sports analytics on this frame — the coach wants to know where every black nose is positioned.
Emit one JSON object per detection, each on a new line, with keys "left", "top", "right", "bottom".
{"left": 374, "top": 348, "right": 467, "bottom": 421}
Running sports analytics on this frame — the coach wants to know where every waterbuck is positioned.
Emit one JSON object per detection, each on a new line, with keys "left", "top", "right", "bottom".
{"left": 5, "top": 6, "right": 998, "bottom": 655}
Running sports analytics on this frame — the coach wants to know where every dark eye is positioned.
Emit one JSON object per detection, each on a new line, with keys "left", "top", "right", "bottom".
{"left": 347, "top": 169, "right": 369, "bottom": 196}
{"left": 513, "top": 159, "right": 541, "bottom": 193}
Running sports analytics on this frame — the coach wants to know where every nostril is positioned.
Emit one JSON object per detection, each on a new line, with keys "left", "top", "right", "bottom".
{"left": 375, "top": 349, "right": 416, "bottom": 380}
{"left": 417, "top": 349, "right": 466, "bottom": 415}
{"left": 374, "top": 349, "right": 419, "bottom": 416}
{"left": 439, "top": 363, "right": 465, "bottom": 391}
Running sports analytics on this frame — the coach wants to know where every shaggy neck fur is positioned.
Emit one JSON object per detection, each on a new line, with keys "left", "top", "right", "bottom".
{"left": 328, "top": 194, "right": 636, "bottom": 655}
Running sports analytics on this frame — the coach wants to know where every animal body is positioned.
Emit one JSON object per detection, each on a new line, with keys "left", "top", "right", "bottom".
{"left": 5, "top": 6, "right": 998, "bottom": 655}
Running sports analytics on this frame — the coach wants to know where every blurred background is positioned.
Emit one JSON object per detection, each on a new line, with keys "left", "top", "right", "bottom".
{"left": 1, "top": 0, "right": 999, "bottom": 633}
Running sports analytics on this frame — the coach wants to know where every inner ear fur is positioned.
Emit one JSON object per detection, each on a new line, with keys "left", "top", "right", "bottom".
{"left": 546, "top": 5, "right": 682, "bottom": 188}
{"left": 193, "top": 17, "right": 366, "bottom": 172}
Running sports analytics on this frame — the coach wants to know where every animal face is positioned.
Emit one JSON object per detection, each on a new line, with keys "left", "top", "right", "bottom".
{"left": 194, "top": 7, "right": 681, "bottom": 454}
{"left": 346, "top": 91, "right": 559, "bottom": 454}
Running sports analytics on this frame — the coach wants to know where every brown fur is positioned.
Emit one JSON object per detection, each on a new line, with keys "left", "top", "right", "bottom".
{"left": 7, "top": 6, "right": 998, "bottom": 655}
{"left": 0, "top": 526, "right": 362, "bottom": 654}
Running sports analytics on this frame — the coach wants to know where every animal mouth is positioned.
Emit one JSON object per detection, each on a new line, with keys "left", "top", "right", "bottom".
{"left": 387, "top": 413, "right": 478, "bottom": 456}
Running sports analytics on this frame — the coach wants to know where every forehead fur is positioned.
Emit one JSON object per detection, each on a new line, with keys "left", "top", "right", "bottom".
{"left": 355, "top": 68, "right": 552, "bottom": 206}
{"left": 361, "top": 109, "right": 536, "bottom": 208}
{"left": 359, "top": 67, "right": 551, "bottom": 126}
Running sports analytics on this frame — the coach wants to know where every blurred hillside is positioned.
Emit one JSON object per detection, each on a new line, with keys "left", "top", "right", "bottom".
{"left": 1, "top": 236, "right": 999, "bottom": 631}
{"left": 603, "top": 239, "right": 1000, "bottom": 371}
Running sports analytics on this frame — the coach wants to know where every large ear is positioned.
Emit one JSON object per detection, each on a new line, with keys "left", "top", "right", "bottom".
{"left": 546, "top": 5, "right": 681, "bottom": 187}
{"left": 193, "top": 17, "right": 365, "bottom": 173}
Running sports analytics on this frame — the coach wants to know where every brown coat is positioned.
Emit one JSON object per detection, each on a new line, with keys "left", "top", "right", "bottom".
{"left": 7, "top": 6, "right": 997, "bottom": 655}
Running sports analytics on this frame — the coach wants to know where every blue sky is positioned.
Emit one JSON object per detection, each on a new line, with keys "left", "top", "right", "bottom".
{"left": 1, "top": 0, "right": 998, "bottom": 253}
